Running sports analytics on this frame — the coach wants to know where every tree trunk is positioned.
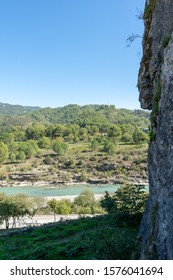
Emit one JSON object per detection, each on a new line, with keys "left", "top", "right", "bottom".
{"left": 5, "top": 219, "right": 9, "bottom": 229}
{"left": 54, "top": 211, "right": 56, "bottom": 222}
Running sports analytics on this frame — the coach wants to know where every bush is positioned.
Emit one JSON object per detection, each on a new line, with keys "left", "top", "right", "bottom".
{"left": 52, "top": 142, "right": 68, "bottom": 156}
{"left": 89, "top": 226, "right": 138, "bottom": 259}
{"left": 101, "top": 184, "right": 148, "bottom": 215}
{"left": 72, "top": 190, "right": 102, "bottom": 214}
{"left": 100, "top": 184, "right": 148, "bottom": 228}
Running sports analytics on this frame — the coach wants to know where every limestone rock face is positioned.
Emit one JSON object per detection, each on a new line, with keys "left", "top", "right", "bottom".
{"left": 138, "top": 0, "right": 173, "bottom": 259}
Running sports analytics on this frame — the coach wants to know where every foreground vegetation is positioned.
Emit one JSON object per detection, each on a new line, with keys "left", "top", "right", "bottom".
{"left": 0, "top": 215, "right": 138, "bottom": 260}
{"left": 0, "top": 185, "right": 148, "bottom": 260}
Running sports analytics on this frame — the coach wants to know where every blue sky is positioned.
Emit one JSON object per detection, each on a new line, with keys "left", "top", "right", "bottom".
{"left": 0, "top": 0, "right": 145, "bottom": 109}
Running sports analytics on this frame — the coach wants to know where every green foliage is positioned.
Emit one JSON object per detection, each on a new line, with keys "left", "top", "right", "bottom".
{"left": 17, "top": 151, "right": 26, "bottom": 161}
{"left": 0, "top": 132, "right": 14, "bottom": 145}
{"left": 90, "top": 139, "right": 99, "bottom": 150}
{"left": 0, "top": 193, "right": 45, "bottom": 229}
{"left": 144, "top": 0, "right": 156, "bottom": 19}
{"left": 90, "top": 226, "right": 138, "bottom": 260}
{"left": 26, "top": 124, "right": 46, "bottom": 140}
{"left": 72, "top": 190, "right": 101, "bottom": 214}
{"left": 0, "top": 142, "right": 9, "bottom": 163}
{"left": 18, "top": 140, "right": 39, "bottom": 159}
{"left": 0, "top": 214, "right": 139, "bottom": 260}
{"left": 162, "top": 36, "right": 171, "bottom": 48}
{"left": 100, "top": 191, "right": 117, "bottom": 213}
{"left": 27, "top": 197, "right": 46, "bottom": 218}
{"left": 132, "top": 128, "right": 149, "bottom": 144}
{"left": 121, "top": 132, "right": 133, "bottom": 143}
{"left": 101, "top": 184, "right": 148, "bottom": 227}
{"left": 150, "top": 78, "right": 162, "bottom": 139}
{"left": 27, "top": 104, "right": 150, "bottom": 129}
{"left": 0, "top": 102, "right": 40, "bottom": 115}
{"left": 47, "top": 198, "right": 57, "bottom": 211}
{"left": 0, "top": 103, "right": 149, "bottom": 189}
{"left": 108, "top": 124, "right": 122, "bottom": 141}
{"left": 9, "top": 152, "right": 16, "bottom": 162}
{"left": 103, "top": 141, "right": 116, "bottom": 155}
{"left": 52, "top": 141, "right": 68, "bottom": 156}
{"left": 78, "top": 171, "right": 88, "bottom": 182}
{"left": 55, "top": 199, "right": 72, "bottom": 215}
{"left": 38, "top": 137, "right": 51, "bottom": 149}
{"left": 47, "top": 198, "right": 58, "bottom": 221}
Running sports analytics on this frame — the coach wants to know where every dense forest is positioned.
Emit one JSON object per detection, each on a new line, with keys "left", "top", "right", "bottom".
{"left": 0, "top": 102, "right": 149, "bottom": 127}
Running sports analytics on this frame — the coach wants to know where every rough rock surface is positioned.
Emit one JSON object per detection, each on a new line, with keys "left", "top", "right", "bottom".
{"left": 138, "top": 0, "right": 173, "bottom": 259}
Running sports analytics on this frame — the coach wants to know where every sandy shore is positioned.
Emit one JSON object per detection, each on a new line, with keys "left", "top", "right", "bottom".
{"left": 46, "top": 194, "right": 104, "bottom": 201}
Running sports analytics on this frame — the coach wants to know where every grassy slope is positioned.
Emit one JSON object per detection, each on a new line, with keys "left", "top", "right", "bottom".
{"left": 0, "top": 215, "right": 138, "bottom": 260}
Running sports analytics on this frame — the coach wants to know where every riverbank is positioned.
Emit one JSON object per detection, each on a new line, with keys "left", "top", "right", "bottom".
{"left": 0, "top": 178, "right": 148, "bottom": 188}
{"left": 0, "top": 143, "right": 148, "bottom": 188}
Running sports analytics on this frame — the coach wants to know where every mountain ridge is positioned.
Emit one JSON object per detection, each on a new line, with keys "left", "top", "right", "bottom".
{"left": 0, "top": 102, "right": 41, "bottom": 115}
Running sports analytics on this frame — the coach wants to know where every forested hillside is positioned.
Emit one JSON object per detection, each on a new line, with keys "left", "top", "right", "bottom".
{"left": 0, "top": 103, "right": 149, "bottom": 185}
{"left": 0, "top": 103, "right": 149, "bottom": 128}
{"left": 0, "top": 102, "right": 40, "bottom": 115}
{"left": 29, "top": 104, "right": 150, "bottom": 126}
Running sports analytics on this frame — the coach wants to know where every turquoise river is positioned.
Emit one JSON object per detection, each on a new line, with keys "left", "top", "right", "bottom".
{"left": 0, "top": 184, "right": 122, "bottom": 197}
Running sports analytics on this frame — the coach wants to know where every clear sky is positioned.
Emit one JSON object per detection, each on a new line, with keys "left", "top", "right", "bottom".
{"left": 0, "top": 0, "right": 146, "bottom": 109}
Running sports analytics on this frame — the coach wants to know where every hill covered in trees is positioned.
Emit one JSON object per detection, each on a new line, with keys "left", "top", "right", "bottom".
{"left": 0, "top": 102, "right": 40, "bottom": 116}
{"left": 0, "top": 102, "right": 149, "bottom": 185}
{"left": 29, "top": 104, "right": 150, "bottom": 126}
{"left": 0, "top": 103, "right": 149, "bottom": 129}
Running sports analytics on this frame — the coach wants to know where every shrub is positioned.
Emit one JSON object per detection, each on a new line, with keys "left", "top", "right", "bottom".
{"left": 89, "top": 226, "right": 138, "bottom": 260}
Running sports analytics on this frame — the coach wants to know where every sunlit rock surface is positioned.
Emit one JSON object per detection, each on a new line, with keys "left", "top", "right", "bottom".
{"left": 138, "top": 0, "right": 173, "bottom": 259}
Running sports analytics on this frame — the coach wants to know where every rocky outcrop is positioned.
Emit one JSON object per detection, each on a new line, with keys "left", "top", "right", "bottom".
{"left": 138, "top": 0, "right": 173, "bottom": 259}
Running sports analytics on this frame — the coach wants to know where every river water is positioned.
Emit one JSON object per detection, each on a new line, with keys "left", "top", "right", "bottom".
{"left": 0, "top": 184, "right": 122, "bottom": 197}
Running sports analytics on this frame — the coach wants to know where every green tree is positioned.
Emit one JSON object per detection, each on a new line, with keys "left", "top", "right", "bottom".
{"left": 108, "top": 125, "right": 122, "bottom": 141}
{"left": 18, "top": 140, "right": 39, "bottom": 159}
{"left": 133, "top": 129, "right": 149, "bottom": 144}
{"left": 47, "top": 198, "right": 58, "bottom": 222}
{"left": 55, "top": 199, "right": 72, "bottom": 215}
{"left": 103, "top": 141, "right": 116, "bottom": 155}
{"left": 26, "top": 124, "right": 45, "bottom": 140}
{"left": 0, "top": 142, "right": 9, "bottom": 163}
{"left": 52, "top": 141, "right": 68, "bottom": 156}
{"left": 0, "top": 132, "right": 14, "bottom": 145}
{"left": 17, "top": 151, "right": 26, "bottom": 161}
{"left": 101, "top": 185, "right": 148, "bottom": 215}
{"left": 121, "top": 132, "right": 133, "bottom": 143}
{"left": 72, "top": 190, "right": 96, "bottom": 214}
{"left": 78, "top": 171, "right": 88, "bottom": 182}
{"left": 0, "top": 193, "right": 13, "bottom": 229}
{"left": 38, "top": 136, "right": 51, "bottom": 149}
{"left": 27, "top": 197, "right": 46, "bottom": 223}
{"left": 11, "top": 126, "right": 26, "bottom": 141}
{"left": 90, "top": 139, "right": 99, "bottom": 150}
{"left": 9, "top": 152, "right": 16, "bottom": 163}
{"left": 10, "top": 194, "right": 29, "bottom": 228}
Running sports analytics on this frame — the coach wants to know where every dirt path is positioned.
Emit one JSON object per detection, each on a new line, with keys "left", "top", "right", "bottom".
{"left": 0, "top": 214, "right": 96, "bottom": 230}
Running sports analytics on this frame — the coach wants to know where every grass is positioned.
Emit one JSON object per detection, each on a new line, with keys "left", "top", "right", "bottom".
{"left": 0, "top": 215, "right": 138, "bottom": 260}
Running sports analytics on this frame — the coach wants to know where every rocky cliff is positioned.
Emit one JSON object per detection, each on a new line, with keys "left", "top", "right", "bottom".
{"left": 138, "top": 0, "right": 173, "bottom": 259}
